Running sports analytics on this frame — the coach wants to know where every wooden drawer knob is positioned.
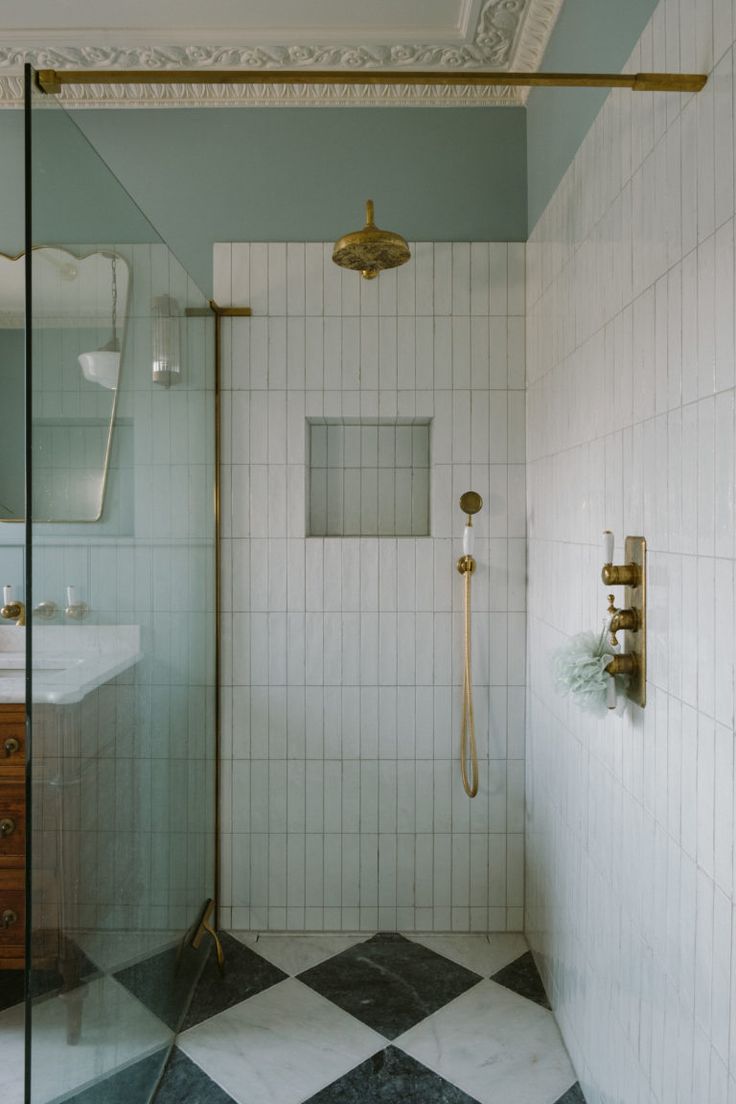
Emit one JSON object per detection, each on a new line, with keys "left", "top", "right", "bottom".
{"left": 2, "top": 908, "right": 17, "bottom": 928}
{"left": 0, "top": 817, "right": 16, "bottom": 837}
{"left": 3, "top": 737, "right": 19, "bottom": 757}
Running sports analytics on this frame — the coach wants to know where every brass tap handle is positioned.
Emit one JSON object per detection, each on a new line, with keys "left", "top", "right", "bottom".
{"left": 3, "top": 737, "right": 19, "bottom": 758}
{"left": 0, "top": 601, "right": 25, "bottom": 627}
{"left": 33, "top": 600, "right": 58, "bottom": 621}
{"left": 607, "top": 595, "right": 620, "bottom": 647}
{"left": 0, "top": 817, "right": 16, "bottom": 837}
{"left": 607, "top": 595, "right": 639, "bottom": 647}
{"left": 606, "top": 654, "right": 638, "bottom": 678}
{"left": 601, "top": 562, "right": 640, "bottom": 587}
{"left": 2, "top": 908, "right": 17, "bottom": 928}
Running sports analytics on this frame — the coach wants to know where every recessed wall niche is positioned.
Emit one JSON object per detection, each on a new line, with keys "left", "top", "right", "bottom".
{"left": 307, "top": 417, "right": 430, "bottom": 537}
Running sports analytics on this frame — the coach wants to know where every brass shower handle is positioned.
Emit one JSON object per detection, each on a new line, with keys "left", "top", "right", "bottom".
{"left": 601, "top": 529, "right": 640, "bottom": 586}
{"left": 606, "top": 654, "right": 638, "bottom": 678}
{"left": 606, "top": 594, "right": 639, "bottom": 647}
{"left": 0, "top": 817, "right": 16, "bottom": 837}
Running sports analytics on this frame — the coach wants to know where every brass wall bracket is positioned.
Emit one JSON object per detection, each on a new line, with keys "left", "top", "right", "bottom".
{"left": 602, "top": 535, "right": 647, "bottom": 708}
{"left": 457, "top": 555, "right": 476, "bottom": 575}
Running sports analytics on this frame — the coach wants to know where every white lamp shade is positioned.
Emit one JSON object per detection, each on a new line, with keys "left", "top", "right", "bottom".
{"left": 78, "top": 350, "right": 120, "bottom": 390}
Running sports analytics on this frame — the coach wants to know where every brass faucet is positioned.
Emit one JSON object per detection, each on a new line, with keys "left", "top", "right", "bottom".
{"left": 0, "top": 600, "right": 25, "bottom": 626}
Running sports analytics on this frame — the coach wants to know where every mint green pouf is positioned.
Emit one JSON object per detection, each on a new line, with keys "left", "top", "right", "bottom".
{"left": 552, "top": 628, "right": 624, "bottom": 718}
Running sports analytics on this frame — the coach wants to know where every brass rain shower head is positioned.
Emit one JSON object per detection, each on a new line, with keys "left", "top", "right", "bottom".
{"left": 332, "top": 199, "right": 411, "bottom": 280}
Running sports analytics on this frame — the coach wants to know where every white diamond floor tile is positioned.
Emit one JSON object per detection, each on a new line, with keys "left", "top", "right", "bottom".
{"left": 0, "top": 1002, "right": 22, "bottom": 1104}
{"left": 177, "top": 977, "right": 386, "bottom": 1104}
{"left": 231, "top": 932, "right": 369, "bottom": 976}
{"left": 405, "top": 933, "right": 529, "bottom": 977}
{"left": 0, "top": 976, "right": 171, "bottom": 1104}
{"left": 395, "top": 979, "right": 577, "bottom": 1104}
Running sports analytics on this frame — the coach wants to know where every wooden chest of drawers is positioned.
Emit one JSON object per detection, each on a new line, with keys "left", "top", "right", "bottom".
{"left": 0, "top": 704, "right": 25, "bottom": 969}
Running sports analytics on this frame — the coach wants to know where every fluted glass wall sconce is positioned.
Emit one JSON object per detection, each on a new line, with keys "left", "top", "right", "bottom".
{"left": 152, "top": 294, "right": 181, "bottom": 387}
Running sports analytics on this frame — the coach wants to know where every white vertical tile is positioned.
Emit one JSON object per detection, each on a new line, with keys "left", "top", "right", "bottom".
{"left": 523, "top": 12, "right": 736, "bottom": 1100}
{"left": 219, "top": 236, "right": 525, "bottom": 941}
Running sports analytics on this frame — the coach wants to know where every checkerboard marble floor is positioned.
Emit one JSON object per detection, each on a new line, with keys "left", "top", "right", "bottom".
{"left": 110, "top": 931, "right": 585, "bottom": 1104}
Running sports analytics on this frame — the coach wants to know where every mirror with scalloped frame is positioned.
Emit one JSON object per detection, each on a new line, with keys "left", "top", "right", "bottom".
{"left": 0, "top": 246, "right": 130, "bottom": 523}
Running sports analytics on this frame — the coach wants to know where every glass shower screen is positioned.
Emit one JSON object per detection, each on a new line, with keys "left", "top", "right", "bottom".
{"left": 22, "top": 67, "right": 217, "bottom": 1104}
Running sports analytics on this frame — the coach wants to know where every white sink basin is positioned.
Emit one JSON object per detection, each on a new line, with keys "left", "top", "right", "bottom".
{"left": 0, "top": 627, "right": 141, "bottom": 704}
{"left": 0, "top": 654, "right": 68, "bottom": 676}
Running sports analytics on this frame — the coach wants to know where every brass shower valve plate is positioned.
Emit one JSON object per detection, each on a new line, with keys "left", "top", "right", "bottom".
{"left": 617, "top": 538, "right": 644, "bottom": 710}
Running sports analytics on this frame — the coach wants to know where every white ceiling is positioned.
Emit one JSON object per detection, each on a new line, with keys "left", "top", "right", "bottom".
{"left": 0, "top": 0, "right": 564, "bottom": 107}
{"left": 0, "top": 0, "right": 475, "bottom": 40}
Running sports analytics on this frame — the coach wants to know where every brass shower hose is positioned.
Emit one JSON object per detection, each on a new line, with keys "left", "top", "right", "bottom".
{"left": 458, "top": 556, "right": 479, "bottom": 798}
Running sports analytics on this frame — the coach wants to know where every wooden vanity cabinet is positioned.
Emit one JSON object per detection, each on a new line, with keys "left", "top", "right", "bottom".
{"left": 0, "top": 703, "right": 26, "bottom": 969}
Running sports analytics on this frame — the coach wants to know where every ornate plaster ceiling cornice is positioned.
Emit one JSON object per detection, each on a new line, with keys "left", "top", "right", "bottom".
{"left": 0, "top": 0, "right": 564, "bottom": 108}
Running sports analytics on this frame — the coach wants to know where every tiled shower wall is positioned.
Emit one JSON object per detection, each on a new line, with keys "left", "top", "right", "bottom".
{"left": 216, "top": 241, "right": 526, "bottom": 932}
{"left": 526, "top": 1, "right": 736, "bottom": 1100}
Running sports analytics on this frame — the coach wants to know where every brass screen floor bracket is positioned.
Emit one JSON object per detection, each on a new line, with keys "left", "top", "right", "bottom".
{"left": 187, "top": 898, "right": 225, "bottom": 976}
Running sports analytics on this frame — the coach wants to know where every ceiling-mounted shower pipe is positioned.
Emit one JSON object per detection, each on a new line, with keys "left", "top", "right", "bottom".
{"left": 36, "top": 69, "right": 708, "bottom": 95}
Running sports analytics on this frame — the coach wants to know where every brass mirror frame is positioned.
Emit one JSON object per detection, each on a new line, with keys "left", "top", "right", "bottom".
{"left": 0, "top": 245, "right": 131, "bottom": 524}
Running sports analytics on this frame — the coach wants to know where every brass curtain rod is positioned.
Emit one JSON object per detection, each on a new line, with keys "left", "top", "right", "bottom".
{"left": 36, "top": 69, "right": 707, "bottom": 94}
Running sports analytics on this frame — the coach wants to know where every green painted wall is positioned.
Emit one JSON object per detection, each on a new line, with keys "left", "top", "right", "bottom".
{"left": 68, "top": 107, "right": 527, "bottom": 293}
{"left": 0, "top": 0, "right": 664, "bottom": 291}
{"left": 0, "top": 109, "right": 160, "bottom": 259}
{"left": 0, "top": 112, "right": 23, "bottom": 258}
{"left": 0, "top": 329, "right": 25, "bottom": 519}
{"left": 526, "top": 0, "right": 659, "bottom": 231}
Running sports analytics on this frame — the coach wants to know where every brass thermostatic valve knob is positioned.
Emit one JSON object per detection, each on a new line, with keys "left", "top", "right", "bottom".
{"left": 1, "top": 909, "right": 17, "bottom": 928}
{"left": 606, "top": 594, "right": 639, "bottom": 647}
{"left": 605, "top": 654, "right": 639, "bottom": 678}
{"left": 601, "top": 530, "right": 640, "bottom": 586}
{"left": 0, "top": 817, "right": 16, "bottom": 837}
{"left": 3, "top": 737, "right": 19, "bottom": 757}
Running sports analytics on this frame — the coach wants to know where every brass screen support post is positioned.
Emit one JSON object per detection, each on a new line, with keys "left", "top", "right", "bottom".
{"left": 36, "top": 69, "right": 708, "bottom": 95}
{"left": 185, "top": 300, "right": 251, "bottom": 935}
